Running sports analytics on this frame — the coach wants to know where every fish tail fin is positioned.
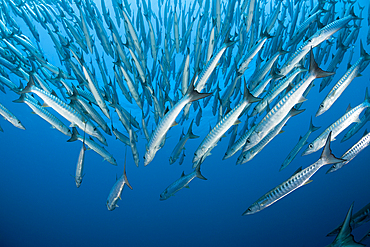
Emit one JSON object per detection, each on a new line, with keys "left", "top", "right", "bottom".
{"left": 309, "top": 116, "right": 320, "bottom": 132}
{"left": 195, "top": 163, "right": 207, "bottom": 180}
{"left": 187, "top": 82, "right": 212, "bottom": 102}
{"left": 289, "top": 107, "right": 305, "bottom": 117}
{"left": 187, "top": 119, "right": 199, "bottom": 139}
{"left": 363, "top": 87, "right": 370, "bottom": 106}
{"left": 309, "top": 48, "right": 334, "bottom": 78}
{"left": 18, "top": 74, "right": 36, "bottom": 94}
{"left": 123, "top": 147, "right": 133, "bottom": 190}
{"left": 360, "top": 40, "right": 370, "bottom": 61}
{"left": 349, "top": 6, "right": 360, "bottom": 20}
{"left": 67, "top": 127, "right": 79, "bottom": 142}
{"left": 12, "top": 94, "right": 26, "bottom": 103}
{"left": 243, "top": 80, "right": 261, "bottom": 103}
{"left": 333, "top": 202, "right": 364, "bottom": 246}
{"left": 320, "top": 131, "right": 345, "bottom": 165}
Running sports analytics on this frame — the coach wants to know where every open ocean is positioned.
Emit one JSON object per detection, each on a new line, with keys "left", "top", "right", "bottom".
{"left": 0, "top": 0, "right": 369, "bottom": 246}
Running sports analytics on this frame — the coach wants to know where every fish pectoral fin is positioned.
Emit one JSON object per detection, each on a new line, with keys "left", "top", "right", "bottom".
{"left": 185, "top": 185, "right": 190, "bottom": 189}
{"left": 353, "top": 116, "right": 361, "bottom": 123}
{"left": 297, "top": 96, "right": 307, "bottom": 104}
{"left": 304, "top": 180, "right": 313, "bottom": 185}
{"left": 42, "top": 102, "right": 50, "bottom": 107}
{"left": 233, "top": 119, "right": 242, "bottom": 125}
{"left": 170, "top": 121, "right": 178, "bottom": 128}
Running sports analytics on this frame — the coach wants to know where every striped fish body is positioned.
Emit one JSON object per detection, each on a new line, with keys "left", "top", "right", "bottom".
{"left": 193, "top": 87, "right": 259, "bottom": 166}
{"left": 144, "top": 96, "right": 191, "bottom": 166}
{"left": 0, "top": 101, "right": 25, "bottom": 130}
{"left": 244, "top": 72, "right": 315, "bottom": 152}
{"left": 16, "top": 94, "right": 71, "bottom": 136}
{"left": 304, "top": 101, "right": 370, "bottom": 156}
{"left": 316, "top": 57, "right": 364, "bottom": 117}
{"left": 244, "top": 160, "right": 324, "bottom": 215}
{"left": 327, "top": 131, "right": 370, "bottom": 174}
{"left": 243, "top": 132, "right": 342, "bottom": 215}
{"left": 24, "top": 84, "right": 98, "bottom": 139}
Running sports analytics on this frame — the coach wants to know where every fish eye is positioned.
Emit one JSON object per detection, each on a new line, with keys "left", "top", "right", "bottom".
{"left": 248, "top": 208, "right": 252, "bottom": 212}
{"left": 320, "top": 104, "right": 324, "bottom": 108}
{"left": 93, "top": 127, "right": 97, "bottom": 131}
{"left": 332, "top": 164, "right": 336, "bottom": 168}
{"left": 246, "top": 139, "right": 250, "bottom": 143}
{"left": 309, "top": 144, "right": 313, "bottom": 148}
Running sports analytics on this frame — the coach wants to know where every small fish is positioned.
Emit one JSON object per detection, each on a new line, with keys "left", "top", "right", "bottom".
{"left": 243, "top": 132, "right": 343, "bottom": 215}
{"left": 106, "top": 148, "right": 133, "bottom": 211}
{"left": 160, "top": 164, "right": 206, "bottom": 201}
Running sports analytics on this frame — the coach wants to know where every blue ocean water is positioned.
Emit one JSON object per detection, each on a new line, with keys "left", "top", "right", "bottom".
{"left": 0, "top": 0, "right": 370, "bottom": 246}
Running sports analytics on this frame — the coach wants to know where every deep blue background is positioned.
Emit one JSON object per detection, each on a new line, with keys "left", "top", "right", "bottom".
{"left": 0, "top": 0, "right": 370, "bottom": 246}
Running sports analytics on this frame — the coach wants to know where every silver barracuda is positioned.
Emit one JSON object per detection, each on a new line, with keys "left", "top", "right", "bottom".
{"left": 13, "top": 94, "right": 71, "bottom": 136}
{"left": 68, "top": 127, "right": 117, "bottom": 166}
{"left": 106, "top": 149, "right": 133, "bottom": 211}
{"left": 303, "top": 90, "right": 370, "bottom": 156}
{"left": 280, "top": 117, "right": 320, "bottom": 171}
{"left": 243, "top": 132, "right": 343, "bottom": 215}
{"left": 194, "top": 39, "right": 237, "bottom": 93}
{"left": 316, "top": 42, "right": 370, "bottom": 117}
{"left": 74, "top": 137, "right": 87, "bottom": 188}
{"left": 341, "top": 108, "right": 370, "bottom": 142}
{"left": 238, "top": 108, "right": 304, "bottom": 165}
{"left": 193, "top": 83, "right": 260, "bottom": 167}
{"left": 244, "top": 49, "right": 333, "bottom": 152}
{"left": 280, "top": 10, "right": 356, "bottom": 77}
{"left": 250, "top": 67, "right": 307, "bottom": 117}
{"left": 0, "top": 100, "right": 25, "bottom": 130}
{"left": 20, "top": 76, "right": 101, "bottom": 139}
{"left": 160, "top": 164, "right": 206, "bottom": 200}
{"left": 144, "top": 83, "right": 212, "bottom": 166}
{"left": 327, "top": 130, "right": 370, "bottom": 174}
{"left": 169, "top": 120, "right": 199, "bottom": 165}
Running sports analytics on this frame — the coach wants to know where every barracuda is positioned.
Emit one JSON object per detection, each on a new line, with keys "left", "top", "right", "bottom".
{"left": 13, "top": 94, "right": 71, "bottom": 136}
{"left": 238, "top": 108, "right": 304, "bottom": 165}
{"left": 20, "top": 76, "right": 101, "bottom": 139}
{"left": 68, "top": 127, "right": 117, "bottom": 166}
{"left": 243, "top": 132, "right": 343, "bottom": 215}
{"left": 145, "top": 83, "right": 211, "bottom": 166}
{"left": 303, "top": 89, "right": 370, "bottom": 156}
{"left": 106, "top": 148, "right": 133, "bottom": 211}
{"left": 316, "top": 42, "right": 370, "bottom": 117}
{"left": 244, "top": 49, "right": 333, "bottom": 152}
{"left": 327, "top": 130, "right": 370, "bottom": 174}
{"left": 194, "top": 39, "right": 237, "bottom": 93}
{"left": 193, "top": 83, "right": 260, "bottom": 167}
{"left": 160, "top": 164, "right": 206, "bottom": 201}
{"left": 280, "top": 117, "right": 320, "bottom": 172}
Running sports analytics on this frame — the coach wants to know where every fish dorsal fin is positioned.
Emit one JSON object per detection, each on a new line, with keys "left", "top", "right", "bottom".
{"left": 335, "top": 202, "right": 355, "bottom": 242}
{"left": 234, "top": 119, "right": 241, "bottom": 125}
{"left": 292, "top": 167, "right": 302, "bottom": 176}
{"left": 123, "top": 147, "right": 133, "bottom": 190}
{"left": 363, "top": 129, "right": 368, "bottom": 137}
{"left": 299, "top": 135, "right": 303, "bottom": 141}
{"left": 170, "top": 121, "right": 178, "bottom": 128}
{"left": 181, "top": 171, "right": 185, "bottom": 177}
{"left": 345, "top": 104, "right": 352, "bottom": 113}
{"left": 164, "top": 106, "right": 169, "bottom": 115}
